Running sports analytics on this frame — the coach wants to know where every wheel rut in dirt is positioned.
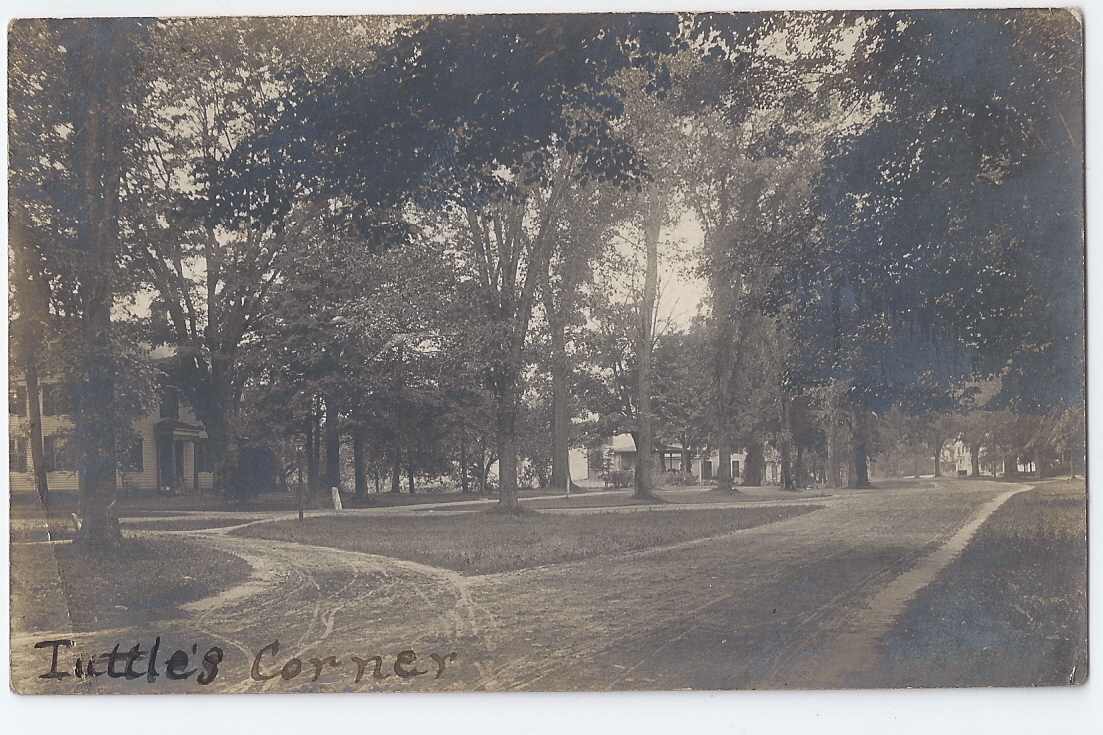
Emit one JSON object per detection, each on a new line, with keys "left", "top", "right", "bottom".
{"left": 10, "top": 479, "right": 1021, "bottom": 692}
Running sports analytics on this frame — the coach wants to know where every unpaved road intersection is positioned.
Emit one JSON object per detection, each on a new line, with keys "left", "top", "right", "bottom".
{"left": 11, "top": 479, "right": 1028, "bottom": 693}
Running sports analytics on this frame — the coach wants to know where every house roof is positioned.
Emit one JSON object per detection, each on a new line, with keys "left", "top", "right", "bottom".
{"left": 153, "top": 419, "right": 207, "bottom": 439}
{"left": 611, "top": 434, "right": 637, "bottom": 452}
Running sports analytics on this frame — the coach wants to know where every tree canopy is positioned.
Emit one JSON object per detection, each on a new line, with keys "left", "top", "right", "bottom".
{"left": 8, "top": 11, "right": 1085, "bottom": 528}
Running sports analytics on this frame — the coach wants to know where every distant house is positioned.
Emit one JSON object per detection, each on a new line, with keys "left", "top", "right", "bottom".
{"left": 569, "top": 434, "right": 782, "bottom": 485}
{"left": 8, "top": 378, "right": 214, "bottom": 496}
{"left": 944, "top": 440, "right": 970, "bottom": 476}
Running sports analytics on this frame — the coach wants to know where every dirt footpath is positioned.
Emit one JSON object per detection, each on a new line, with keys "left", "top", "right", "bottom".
{"left": 11, "top": 479, "right": 1028, "bottom": 693}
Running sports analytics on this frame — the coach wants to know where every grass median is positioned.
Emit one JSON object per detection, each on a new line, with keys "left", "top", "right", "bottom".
{"left": 231, "top": 504, "right": 823, "bottom": 575}
{"left": 10, "top": 536, "right": 252, "bottom": 632}
{"left": 871, "top": 479, "right": 1087, "bottom": 687}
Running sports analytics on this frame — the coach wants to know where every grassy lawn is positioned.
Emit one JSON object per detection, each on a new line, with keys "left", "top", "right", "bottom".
{"left": 341, "top": 492, "right": 489, "bottom": 508}
{"left": 10, "top": 536, "right": 252, "bottom": 631}
{"left": 870, "top": 480, "right": 1087, "bottom": 687}
{"left": 660, "top": 487, "right": 831, "bottom": 504}
{"left": 11, "top": 515, "right": 267, "bottom": 543}
{"left": 232, "top": 504, "right": 823, "bottom": 575}
{"left": 518, "top": 488, "right": 831, "bottom": 510}
{"left": 520, "top": 492, "right": 662, "bottom": 510}
{"left": 120, "top": 517, "right": 266, "bottom": 531}
{"left": 11, "top": 489, "right": 489, "bottom": 520}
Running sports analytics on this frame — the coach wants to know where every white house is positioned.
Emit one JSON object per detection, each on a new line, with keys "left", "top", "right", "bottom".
{"left": 569, "top": 434, "right": 782, "bottom": 485}
{"left": 8, "top": 379, "right": 215, "bottom": 496}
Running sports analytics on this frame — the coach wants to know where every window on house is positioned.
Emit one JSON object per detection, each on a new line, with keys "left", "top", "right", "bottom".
{"left": 732, "top": 461, "right": 740, "bottom": 478}
{"left": 120, "top": 437, "right": 144, "bottom": 472}
{"left": 159, "top": 386, "right": 180, "bottom": 419}
{"left": 9, "top": 438, "right": 27, "bottom": 472}
{"left": 43, "top": 435, "right": 71, "bottom": 472}
{"left": 41, "top": 384, "right": 70, "bottom": 416}
{"left": 9, "top": 386, "right": 27, "bottom": 416}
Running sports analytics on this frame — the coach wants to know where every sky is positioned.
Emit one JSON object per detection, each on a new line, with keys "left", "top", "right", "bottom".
{"left": 657, "top": 213, "right": 710, "bottom": 329}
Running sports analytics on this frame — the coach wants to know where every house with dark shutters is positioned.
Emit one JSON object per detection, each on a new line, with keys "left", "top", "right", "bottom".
{"left": 8, "top": 377, "right": 215, "bottom": 496}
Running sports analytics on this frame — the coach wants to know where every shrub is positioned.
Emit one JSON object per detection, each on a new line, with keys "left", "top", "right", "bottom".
{"left": 661, "top": 471, "right": 698, "bottom": 487}
{"left": 606, "top": 469, "right": 634, "bottom": 488}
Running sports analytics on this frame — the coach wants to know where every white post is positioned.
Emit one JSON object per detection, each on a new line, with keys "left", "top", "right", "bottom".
{"left": 331, "top": 486, "right": 343, "bottom": 511}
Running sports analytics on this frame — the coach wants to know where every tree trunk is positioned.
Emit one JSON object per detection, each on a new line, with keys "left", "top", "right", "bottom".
{"left": 73, "top": 110, "right": 124, "bottom": 536}
{"left": 681, "top": 434, "right": 692, "bottom": 478}
{"left": 406, "top": 444, "right": 416, "bottom": 494}
{"left": 827, "top": 425, "right": 842, "bottom": 487}
{"left": 203, "top": 411, "right": 232, "bottom": 495}
{"left": 548, "top": 360, "right": 574, "bottom": 492}
{"left": 324, "top": 399, "right": 341, "bottom": 491}
{"left": 69, "top": 21, "right": 131, "bottom": 550}
{"left": 24, "top": 353, "right": 49, "bottom": 508}
{"left": 544, "top": 287, "right": 577, "bottom": 495}
{"left": 489, "top": 295, "right": 537, "bottom": 511}
{"left": 780, "top": 443, "right": 793, "bottom": 489}
{"left": 353, "top": 429, "right": 367, "bottom": 497}
{"left": 780, "top": 394, "right": 794, "bottom": 490}
{"left": 848, "top": 410, "right": 873, "bottom": 489}
{"left": 74, "top": 301, "right": 122, "bottom": 549}
{"left": 716, "top": 435, "right": 734, "bottom": 491}
{"left": 390, "top": 440, "right": 402, "bottom": 493}
{"left": 177, "top": 355, "right": 234, "bottom": 495}
{"left": 305, "top": 412, "right": 319, "bottom": 500}
{"left": 969, "top": 441, "right": 981, "bottom": 478}
{"left": 479, "top": 455, "right": 494, "bottom": 495}
{"left": 472, "top": 446, "right": 486, "bottom": 494}
{"left": 459, "top": 437, "right": 470, "bottom": 493}
{"left": 743, "top": 442, "right": 765, "bottom": 486}
{"left": 497, "top": 411, "right": 519, "bottom": 507}
{"left": 633, "top": 183, "right": 663, "bottom": 501}
{"left": 465, "top": 183, "right": 563, "bottom": 512}
{"left": 10, "top": 219, "right": 51, "bottom": 509}
{"left": 496, "top": 381, "right": 521, "bottom": 508}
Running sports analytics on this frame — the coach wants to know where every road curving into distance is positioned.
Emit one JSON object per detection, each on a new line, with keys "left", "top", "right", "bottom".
{"left": 10, "top": 479, "right": 1028, "bottom": 692}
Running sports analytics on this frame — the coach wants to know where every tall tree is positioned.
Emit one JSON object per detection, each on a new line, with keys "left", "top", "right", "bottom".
{"left": 652, "top": 324, "right": 713, "bottom": 476}
{"left": 795, "top": 10, "right": 1084, "bottom": 427}
{"left": 675, "top": 12, "right": 883, "bottom": 489}
{"left": 9, "top": 19, "right": 156, "bottom": 547}
{"left": 538, "top": 182, "right": 627, "bottom": 495}
{"left": 229, "top": 15, "right": 681, "bottom": 509}
{"left": 8, "top": 217, "right": 52, "bottom": 507}
{"left": 125, "top": 17, "right": 396, "bottom": 495}
{"left": 631, "top": 182, "right": 665, "bottom": 499}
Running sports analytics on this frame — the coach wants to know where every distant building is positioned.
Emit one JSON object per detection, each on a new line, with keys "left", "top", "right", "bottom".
{"left": 8, "top": 378, "right": 214, "bottom": 495}
{"left": 944, "top": 439, "right": 970, "bottom": 476}
{"left": 570, "top": 434, "right": 782, "bottom": 485}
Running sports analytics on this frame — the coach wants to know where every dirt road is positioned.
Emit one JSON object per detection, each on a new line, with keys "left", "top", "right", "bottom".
{"left": 10, "top": 479, "right": 1027, "bottom": 693}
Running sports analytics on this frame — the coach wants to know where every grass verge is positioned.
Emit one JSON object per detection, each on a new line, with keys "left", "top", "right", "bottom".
{"left": 11, "top": 489, "right": 490, "bottom": 518}
{"left": 11, "top": 516, "right": 264, "bottom": 542}
{"left": 10, "top": 536, "right": 252, "bottom": 631}
{"left": 521, "top": 493, "right": 663, "bottom": 510}
{"left": 120, "top": 517, "right": 266, "bottom": 531}
{"left": 869, "top": 480, "right": 1087, "bottom": 687}
{"left": 232, "top": 504, "right": 822, "bottom": 575}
